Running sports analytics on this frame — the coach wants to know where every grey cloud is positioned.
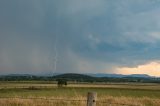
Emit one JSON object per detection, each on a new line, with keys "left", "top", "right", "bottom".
{"left": 1, "top": 0, "right": 160, "bottom": 74}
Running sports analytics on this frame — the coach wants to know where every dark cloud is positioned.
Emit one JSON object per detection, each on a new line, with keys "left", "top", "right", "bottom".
{"left": 0, "top": 0, "right": 160, "bottom": 74}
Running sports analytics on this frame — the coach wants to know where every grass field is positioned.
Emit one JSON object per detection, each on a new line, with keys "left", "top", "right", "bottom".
{"left": 0, "top": 82, "right": 160, "bottom": 106}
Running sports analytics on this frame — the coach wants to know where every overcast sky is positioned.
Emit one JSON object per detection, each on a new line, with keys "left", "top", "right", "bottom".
{"left": 0, "top": 0, "right": 160, "bottom": 76}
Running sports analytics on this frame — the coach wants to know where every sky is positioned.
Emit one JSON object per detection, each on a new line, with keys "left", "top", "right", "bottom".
{"left": 0, "top": 0, "right": 160, "bottom": 76}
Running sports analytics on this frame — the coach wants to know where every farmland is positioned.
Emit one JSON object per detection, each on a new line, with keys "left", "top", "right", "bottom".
{"left": 0, "top": 81, "right": 160, "bottom": 106}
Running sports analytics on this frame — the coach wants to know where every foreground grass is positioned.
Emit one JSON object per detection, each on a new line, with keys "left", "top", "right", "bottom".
{"left": 0, "top": 87, "right": 160, "bottom": 98}
{"left": 0, "top": 96, "right": 160, "bottom": 106}
{"left": 0, "top": 83, "right": 160, "bottom": 106}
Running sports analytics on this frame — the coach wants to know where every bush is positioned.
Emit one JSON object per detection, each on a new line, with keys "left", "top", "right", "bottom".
{"left": 57, "top": 79, "right": 67, "bottom": 87}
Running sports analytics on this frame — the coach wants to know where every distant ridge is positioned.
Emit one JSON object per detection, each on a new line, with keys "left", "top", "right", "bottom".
{"left": 87, "top": 73, "right": 152, "bottom": 78}
{"left": 126, "top": 74, "right": 151, "bottom": 78}
{"left": 0, "top": 73, "right": 159, "bottom": 83}
{"left": 52, "top": 73, "right": 95, "bottom": 81}
{"left": 2, "top": 73, "right": 155, "bottom": 78}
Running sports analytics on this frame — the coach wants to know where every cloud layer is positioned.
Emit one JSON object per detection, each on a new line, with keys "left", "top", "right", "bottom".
{"left": 0, "top": 0, "right": 160, "bottom": 75}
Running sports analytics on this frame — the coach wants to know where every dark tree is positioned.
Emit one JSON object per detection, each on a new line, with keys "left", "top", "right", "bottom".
{"left": 57, "top": 79, "right": 67, "bottom": 87}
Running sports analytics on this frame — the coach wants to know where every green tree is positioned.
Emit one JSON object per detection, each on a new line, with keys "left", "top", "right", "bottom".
{"left": 57, "top": 79, "right": 67, "bottom": 87}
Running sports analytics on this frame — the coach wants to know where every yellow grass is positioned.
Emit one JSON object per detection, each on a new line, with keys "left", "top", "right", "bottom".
{"left": 0, "top": 82, "right": 160, "bottom": 106}
{"left": 1, "top": 82, "right": 160, "bottom": 90}
{"left": 0, "top": 96, "right": 159, "bottom": 106}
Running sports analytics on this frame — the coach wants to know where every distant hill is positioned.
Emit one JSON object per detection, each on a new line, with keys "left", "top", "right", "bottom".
{"left": 52, "top": 73, "right": 96, "bottom": 82}
{"left": 51, "top": 73, "right": 160, "bottom": 83}
{"left": 88, "top": 73, "right": 126, "bottom": 78}
{"left": 126, "top": 74, "right": 151, "bottom": 78}
{"left": 0, "top": 73, "right": 154, "bottom": 78}
{"left": 0, "top": 73, "right": 159, "bottom": 83}
{"left": 87, "top": 73, "right": 152, "bottom": 78}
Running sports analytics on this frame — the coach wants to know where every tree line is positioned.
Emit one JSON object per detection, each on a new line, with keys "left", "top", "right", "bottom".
{"left": 0, "top": 73, "right": 160, "bottom": 83}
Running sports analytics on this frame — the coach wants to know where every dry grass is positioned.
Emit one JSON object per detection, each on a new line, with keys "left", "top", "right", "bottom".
{"left": 0, "top": 96, "right": 159, "bottom": 106}
{"left": 1, "top": 82, "right": 160, "bottom": 90}
{"left": 0, "top": 82, "right": 160, "bottom": 106}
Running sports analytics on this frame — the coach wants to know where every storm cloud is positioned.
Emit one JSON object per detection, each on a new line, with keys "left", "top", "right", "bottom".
{"left": 1, "top": 0, "right": 160, "bottom": 75}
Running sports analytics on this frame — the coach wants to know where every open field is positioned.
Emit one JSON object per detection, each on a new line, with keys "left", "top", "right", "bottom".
{"left": 0, "top": 82, "right": 160, "bottom": 106}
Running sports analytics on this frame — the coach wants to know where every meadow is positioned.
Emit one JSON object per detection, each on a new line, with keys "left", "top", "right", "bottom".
{"left": 0, "top": 81, "right": 160, "bottom": 106}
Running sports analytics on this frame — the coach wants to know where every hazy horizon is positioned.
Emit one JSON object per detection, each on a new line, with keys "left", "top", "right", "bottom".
{"left": 1, "top": 0, "right": 160, "bottom": 77}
